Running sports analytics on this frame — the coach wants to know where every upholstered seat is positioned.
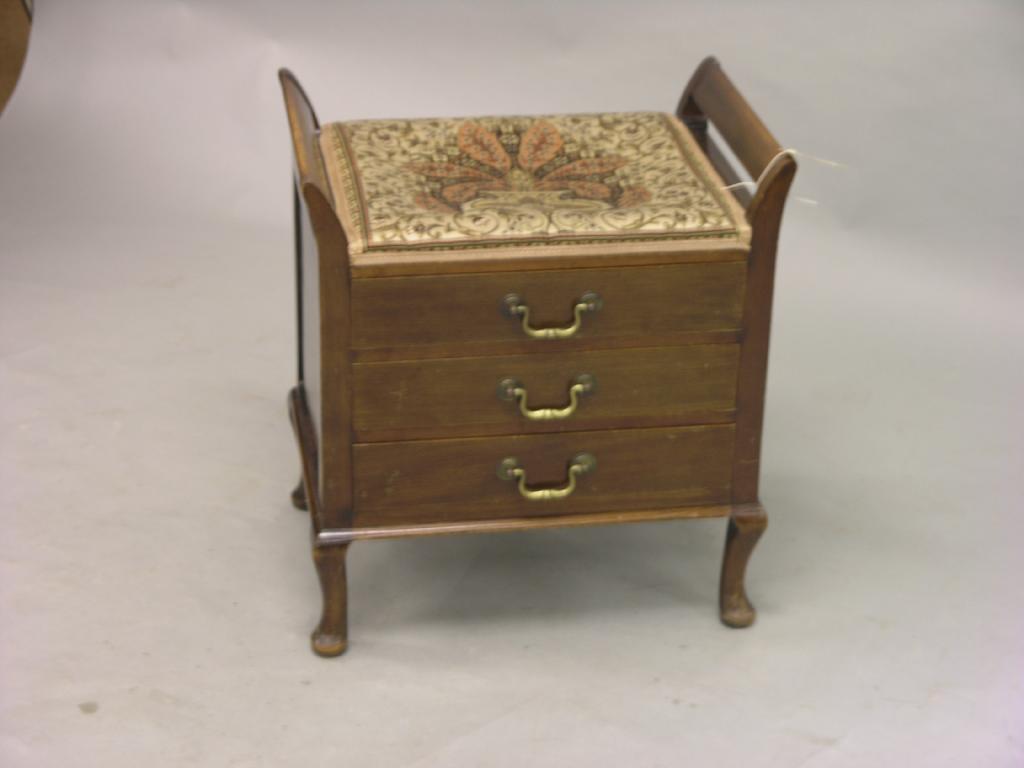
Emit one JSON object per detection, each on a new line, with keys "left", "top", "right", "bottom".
{"left": 318, "top": 112, "right": 750, "bottom": 262}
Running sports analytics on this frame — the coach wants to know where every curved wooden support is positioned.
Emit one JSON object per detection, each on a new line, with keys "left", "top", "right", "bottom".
{"left": 278, "top": 68, "right": 322, "bottom": 188}
{"left": 290, "top": 478, "right": 307, "bottom": 511}
{"left": 732, "top": 156, "right": 796, "bottom": 502}
{"left": 311, "top": 544, "right": 350, "bottom": 656}
{"left": 677, "top": 56, "right": 782, "bottom": 181}
{"left": 288, "top": 385, "right": 320, "bottom": 525}
{"left": 0, "top": 0, "right": 32, "bottom": 116}
{"left": 675, "top": 57, "right": 797, "bottom": 504}
{"left": 719, "top": 503, "right": 767, "bottom": 627}
{"left": 279, "top": 69, "right": 326, "bottom": 491}
{"left": 279, "top": 70, "right": 354, "bottom": 533}
{"left": 676, "top": 56, "right": 719, "bottom": 122}
{"left": 280, "top": 71, "right": 356, "bottom": 658}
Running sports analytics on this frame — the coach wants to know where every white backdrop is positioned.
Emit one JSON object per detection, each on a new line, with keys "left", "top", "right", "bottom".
{"left": 1, "top": 2, "right": 1022, "bottom": 766}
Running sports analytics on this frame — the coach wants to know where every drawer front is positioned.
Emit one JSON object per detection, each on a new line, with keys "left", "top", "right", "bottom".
{"left": 351, "top": 261, "right": 745, "bottom": 355}
{"left": 352, "top": 425, "right": 734, "bottom": 527}
{"left": 353, "top": 345, "right": 739, "bottom": 440}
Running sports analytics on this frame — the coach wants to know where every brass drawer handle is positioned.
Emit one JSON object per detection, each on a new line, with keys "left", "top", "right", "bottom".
{"left": 496, "top": 453, "right": 597, "bottom": 501}
{"left": 496, "top": 374, "right": 596, "bottom": 420}
{"left": 501, "top": 291, "right": 602, "bottom": 339}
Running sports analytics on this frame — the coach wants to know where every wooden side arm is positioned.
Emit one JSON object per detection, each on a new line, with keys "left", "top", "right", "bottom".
{"left": 278, "top": 68, "right": 324, "bottom": 191}
{"left": 278, "top": 70, "right": 354, "bottom": 531}
{"left": 677, "top": 57, "right": 781, "bottom": 182}
{"left": 677, "top": 57, "right": 798, "bottom": 504}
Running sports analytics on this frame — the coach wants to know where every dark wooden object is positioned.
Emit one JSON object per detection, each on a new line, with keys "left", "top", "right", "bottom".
{"left": 0, "top": 0, "right": 31, "bottom": 116}
{"left": 678, "top": 59, "right": 797, "bottom": 503}
{"left": 279, "top": 57, "right": 795, "bottom": 656}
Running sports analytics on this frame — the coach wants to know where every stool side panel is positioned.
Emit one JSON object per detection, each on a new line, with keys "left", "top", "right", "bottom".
{"left": 302, "top": 183, "right": 356, "bottom": 531}
{"left": 731, "top": 159, "right": 797, "bottom": 503}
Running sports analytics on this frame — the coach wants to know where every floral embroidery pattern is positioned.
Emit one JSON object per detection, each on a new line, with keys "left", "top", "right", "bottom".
{"left": 320, "top": 113, "right": 745, "bottom": 253}
{"left": 406, "top": 120, "right": 651, "bottom": 213}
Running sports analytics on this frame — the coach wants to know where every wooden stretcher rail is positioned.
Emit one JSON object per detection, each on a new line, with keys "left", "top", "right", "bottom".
{"left": 316, "top": 504, "right": 737, "bottom": 545}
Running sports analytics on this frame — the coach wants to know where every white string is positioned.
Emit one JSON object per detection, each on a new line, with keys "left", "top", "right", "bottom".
{"left": 721, "top": 147, "right": 846, "bottom": 207}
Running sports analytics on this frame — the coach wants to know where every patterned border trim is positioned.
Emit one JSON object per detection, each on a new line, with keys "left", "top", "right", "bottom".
{"left": 659, "top": 113, "right": 746, "bottom": 241}
{"left": 324, "top": 124, "right": 367, "bottom": 250}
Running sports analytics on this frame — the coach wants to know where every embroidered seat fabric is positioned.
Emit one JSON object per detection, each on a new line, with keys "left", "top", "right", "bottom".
{"left": 318, "top": 112, "right": 750, "bottom": 258}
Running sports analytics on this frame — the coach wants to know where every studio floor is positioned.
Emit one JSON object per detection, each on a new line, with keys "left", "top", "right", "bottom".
{"left": 2, "top": 2, "right": 1022, "bottom": 766}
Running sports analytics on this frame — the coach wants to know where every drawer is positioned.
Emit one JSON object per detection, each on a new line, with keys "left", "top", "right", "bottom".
{"left": 353, "top": 344, "right": 739, "bottom": 440}
{"left": 350, "top": 261, "right": 745, "bottom": 357}
{"left": 352, "top": 424, "right": 734, "bottom": 527}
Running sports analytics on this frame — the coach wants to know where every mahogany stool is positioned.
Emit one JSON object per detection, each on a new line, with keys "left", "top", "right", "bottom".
{"left": 278, "top": 57, "right": 796, "bottom": 656}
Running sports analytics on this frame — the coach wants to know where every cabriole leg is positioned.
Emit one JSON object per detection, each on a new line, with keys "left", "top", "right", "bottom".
{"left": 311, "top": 543, "right": 350, "bottom": 657}
{"left": 719, "top": 504, "right": 768, "bottom": 628}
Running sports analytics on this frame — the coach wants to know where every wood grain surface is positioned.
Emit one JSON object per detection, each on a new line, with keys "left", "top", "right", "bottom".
{"left": 352, "top": 344, "right": 739, "bottom": 440}
{"left": 352, "top": 424, "right": 735, "bottom": 526}
{"left": 350, "top": 261, "right": 746, "bottom": 355}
